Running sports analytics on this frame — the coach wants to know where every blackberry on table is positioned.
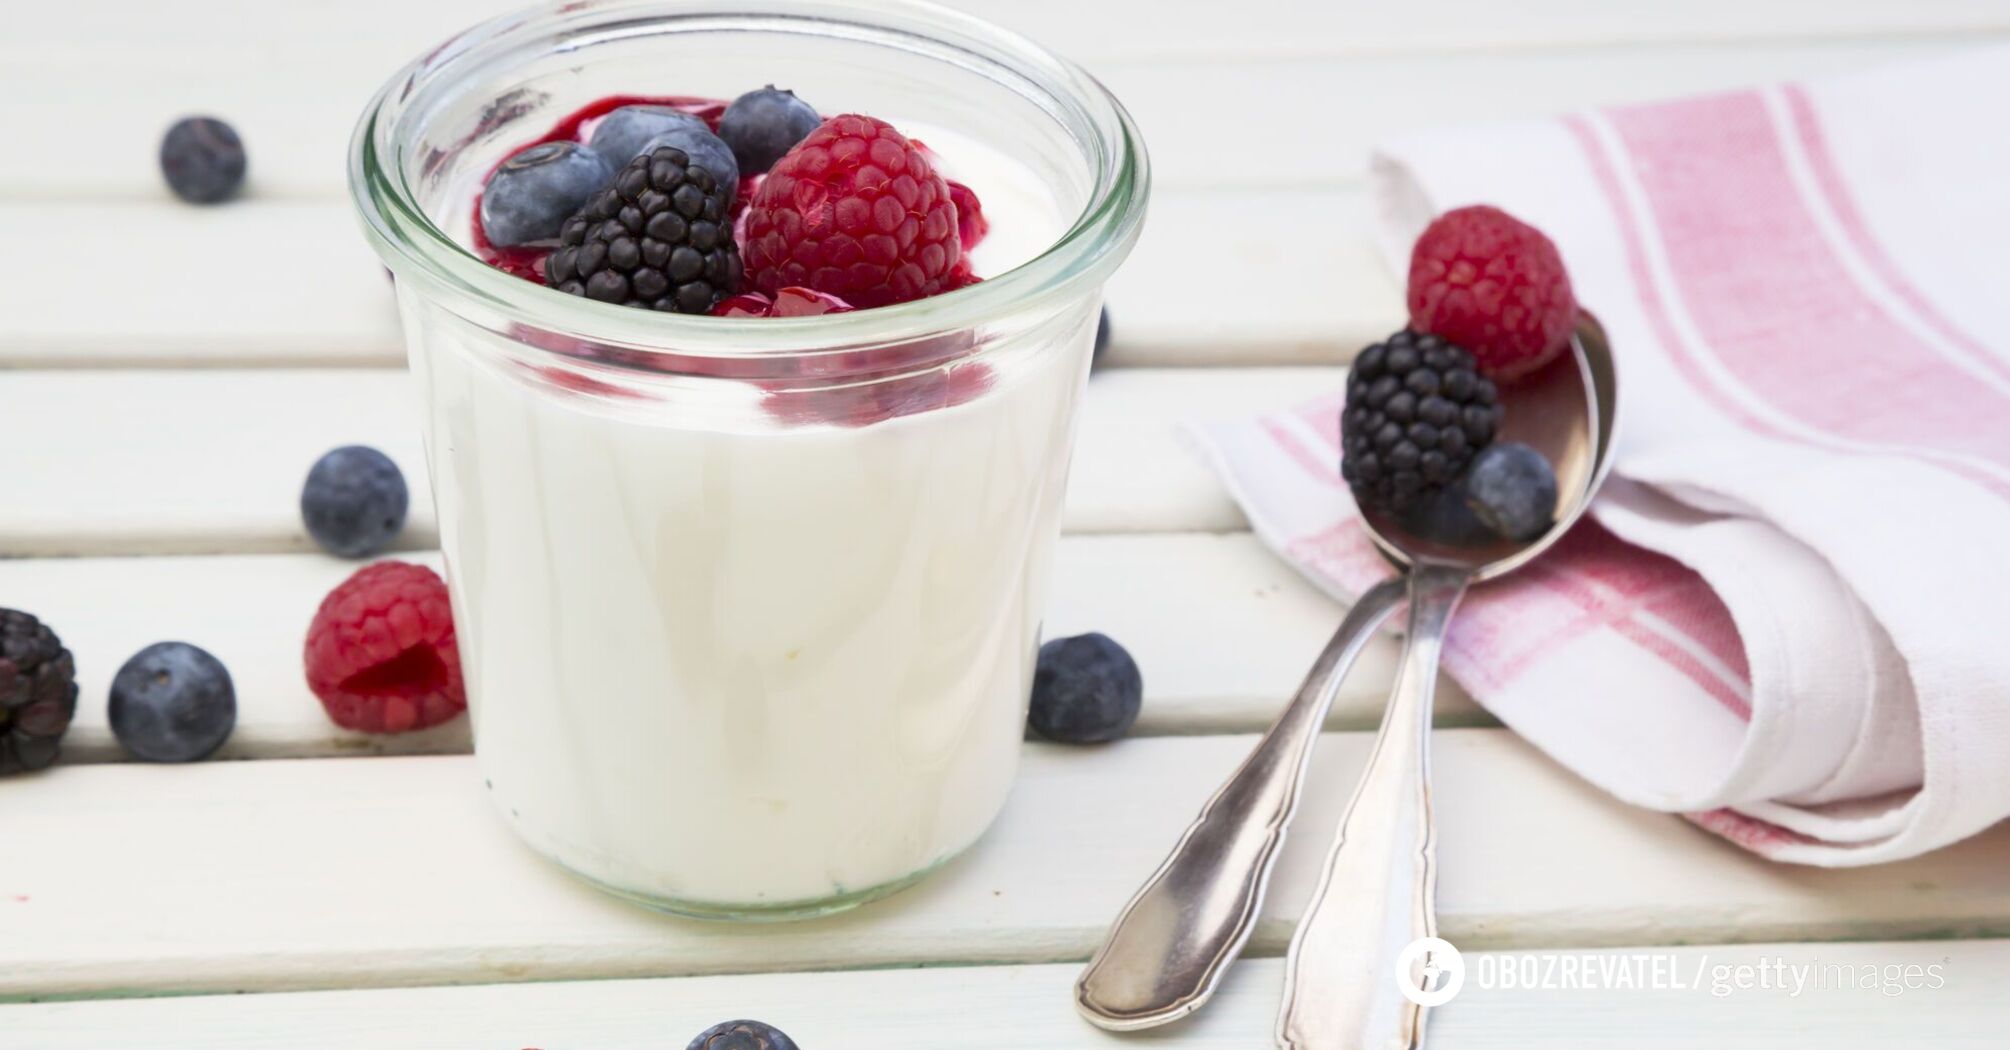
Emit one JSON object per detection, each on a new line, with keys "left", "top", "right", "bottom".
{"left": 545, "top": 146, "right": 742, "bottom": 314}
{"left": 0, "top": 609, "right": 78, "bottom": 775}
{"left": 1341, "top": 329, "right": 1501, "bottom": 516}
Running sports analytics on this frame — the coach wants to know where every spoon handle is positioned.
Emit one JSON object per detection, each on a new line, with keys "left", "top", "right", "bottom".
{"left": 1075, "top": 577, "right": 1406, "bottom": 1031}
{"left": 1276, "top": 563, "right": 1468, "bottom": 1050}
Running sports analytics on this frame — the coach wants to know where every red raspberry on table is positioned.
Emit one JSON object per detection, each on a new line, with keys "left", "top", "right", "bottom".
{"left": 742, "top": 114, "right": 962, "bottom": 308}
{"left": 1407, "top": 205, "right": 1577, "bottom": 380}
{"left": 304, "top": 561, "right": 466, "bottom": 734}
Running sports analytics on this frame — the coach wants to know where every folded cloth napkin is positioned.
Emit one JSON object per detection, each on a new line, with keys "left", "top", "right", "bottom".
{"left": 1189, "top": 45, "right": 2010, "bottom": 866}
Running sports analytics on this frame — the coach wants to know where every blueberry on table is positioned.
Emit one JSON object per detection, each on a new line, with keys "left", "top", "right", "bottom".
{"left": 718, "top": 85, "right": 822, "bottom": 174}
{"left": 0, "top": 608, "right": 78, "bottom": 775}
{"left": 159, "top": 116, "right": 246, "bottom": 204}
{"left": 108, "top": 642, "right": 237, "bottom": 763}
{"left": 687, "top": 1019, "right": 800, "bottom": 1050}
{"left": 1464, "top": 442, "right": 1559, "bottom": 542}
{"left": 1029, "top": 632, "right": 1143, "bottom": 744}
{"left": 301, "top": 446, "right": 410, "bottom": 558}
{"left": 479, "top": 141, "right": 616, "bottom": 247}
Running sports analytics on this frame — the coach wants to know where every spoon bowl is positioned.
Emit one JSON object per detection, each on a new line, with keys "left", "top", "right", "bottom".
{"left": 1361, "top": 311, "right": 1618, "bottom": 579}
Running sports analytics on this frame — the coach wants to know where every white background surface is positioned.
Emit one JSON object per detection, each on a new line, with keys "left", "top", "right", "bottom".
{"left": 2, "top": 0, "right": 2007, "bottom": 1045}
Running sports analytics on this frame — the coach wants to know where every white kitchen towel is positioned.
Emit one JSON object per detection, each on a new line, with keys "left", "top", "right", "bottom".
{"left": 1189, "top": 46, "right": 2010, "bottom": 865}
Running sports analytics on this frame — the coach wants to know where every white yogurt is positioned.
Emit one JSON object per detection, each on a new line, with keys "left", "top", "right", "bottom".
{"left": 404, "top": 121, "right": 1092, "bottom": 911}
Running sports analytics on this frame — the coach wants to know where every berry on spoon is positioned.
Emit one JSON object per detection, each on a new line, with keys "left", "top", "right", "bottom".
{"left": 1407, "top": 205, "right": 1576, "bottom": 380}
{"left": 1464, "top": 442, "right": 1559, "bottom": 541}
{"left": 1341, "top": 330, "right": 1501, "bottom": 516}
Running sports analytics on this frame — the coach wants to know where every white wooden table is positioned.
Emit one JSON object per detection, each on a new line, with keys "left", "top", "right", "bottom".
{"left": 5, "top": 2, "right": 2008, "bottom": 1045}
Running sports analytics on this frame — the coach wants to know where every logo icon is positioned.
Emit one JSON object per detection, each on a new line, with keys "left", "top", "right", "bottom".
{"left": 1394, "top": 937, "right": 1465, "bottom": 1007}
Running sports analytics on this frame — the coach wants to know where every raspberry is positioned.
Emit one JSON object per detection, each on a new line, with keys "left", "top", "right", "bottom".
{"left": 742, "top": 115, "right": 962, "bottom": 308}
{"left": 304, "top": 562, "right": 465, "bottom": 734}
{"left": 1407, "top": 205, "right": 1576, "bottom": 380}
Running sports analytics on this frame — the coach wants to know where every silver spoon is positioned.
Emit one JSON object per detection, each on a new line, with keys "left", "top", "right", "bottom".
{"left": 1276, "top": 314, "right": 1618, "bottom": 1050}
{"left": 1075, "top": 315, "right": 1618, "bottom": 1038}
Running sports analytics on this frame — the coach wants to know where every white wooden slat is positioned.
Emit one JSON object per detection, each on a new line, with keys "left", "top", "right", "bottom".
{"left": 2, "top": 732, "right": 2004, "bottom": 999}
{"left": 0, "top": 538, "right": 1482, "bottom": 764}
{"left": 0, "top": 191, "right": 1396, "bottom": 368}
{"left": 5, "top": 943, "right": 2000, "bottom": 1048}
{"left": 8, "top": 0, "right": 2007, "bottom": 66}
{"left": 3, "top": 202, "right": 403, "bottom": 368}
{"left": 0, "top": 37, "right": 1973, "bottom": 198}
{"left": 0, "top": 366, "right": 1351, "bottom": 554}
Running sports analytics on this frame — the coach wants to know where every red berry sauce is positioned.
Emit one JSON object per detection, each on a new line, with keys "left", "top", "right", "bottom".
{"left": 469, "top": 95, "right": 987, "bottom": 312}
{"left": 472, "top": 94, "right": 1001, "bottom": 427}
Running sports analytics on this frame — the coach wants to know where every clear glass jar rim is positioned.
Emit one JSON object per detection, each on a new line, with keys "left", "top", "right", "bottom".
{"left": 348, "top": 0, "right": 1149, "bottom": 357}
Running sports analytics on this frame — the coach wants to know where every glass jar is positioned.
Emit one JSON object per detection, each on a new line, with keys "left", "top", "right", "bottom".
{"left": 349, "top": 0, "right": 1147, "bottom": 918}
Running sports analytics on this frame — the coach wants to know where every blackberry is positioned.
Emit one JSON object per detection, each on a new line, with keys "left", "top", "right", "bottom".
{"left": 0, "top": 609, "right": 78, "bottom": 775}
{"left": 1341, "top": 330, "right": 1501, "bottom": 516}
{"left": 545, "top": 146, "right": 741, "bottom": 314}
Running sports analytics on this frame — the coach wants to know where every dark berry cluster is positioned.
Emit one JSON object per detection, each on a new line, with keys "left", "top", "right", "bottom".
{"left": 0, "top": 609, "right": 78, "bottom": 774}
{"left": 1341, "top": 330, "right": 1501, "bottom": 515}
{"left": 545, "top": 146, "right": 742, "bottom": 314}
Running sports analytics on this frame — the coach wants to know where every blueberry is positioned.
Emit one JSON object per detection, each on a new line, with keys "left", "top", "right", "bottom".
{"left": 159, "top": 117, "right": 246, "bottom": 204}
{"left": 479, "top": 141, "right": 615, "bottom": 247}
{"left": 687, "top": 1019, "right": 799, "bottom": 1050}
{"left": 588, "top": 105, "right": 742, "bottom": 194}
{"left": 589, "top": 106, "right": 706, "bottom": 165}
{"left": 301, "top": 446, "right": 409, "bottom": 558}
{"left": 717, "top": 86, "right": 822, "bottom": 175}
{"left": 1028, "top": 632, "right": 1142, "bottom": 744}
{"left": 638, "top": 126, "right": 740, "bottom": 201}
{"left": 1093, "top": 306, "right": 1111, "bottom": 367}
{"left": 108, "top": 642, "right": 236, "bottom": 763}
{"left": 1464, "top": 442, "right": 1559, "bottom": 542}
